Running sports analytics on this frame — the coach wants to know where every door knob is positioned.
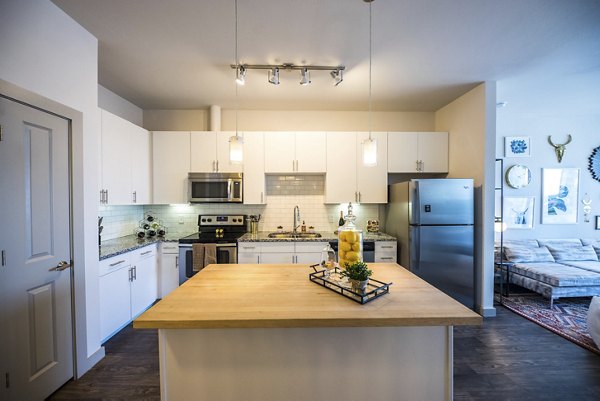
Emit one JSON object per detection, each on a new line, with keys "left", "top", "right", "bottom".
{"left": 49, "top": 261, "right": 71, "bottom": 272}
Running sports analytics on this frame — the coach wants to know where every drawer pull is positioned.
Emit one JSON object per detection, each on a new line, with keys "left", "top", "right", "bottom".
{"left": 140, "top": 250, "right": 153, "bottom": 255}
{"left": 380, "top": 246, "right": 394, "bottom": 249}
{"left": 380, "top": 257, "right": 394, "bottom": 260}
{"left": 109, "top": 259, "right": 126, "bottom": 267}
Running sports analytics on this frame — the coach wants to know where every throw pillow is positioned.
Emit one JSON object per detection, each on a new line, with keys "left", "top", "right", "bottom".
{"left": 547, "top": 245, "right": 599, "bottom": 262}
{"left": 587, "top": 296, "right": 600, "bottom": 349}
{"left": 593, "top": 245, "right": 600, "bottom": 260}
{"left": 504, "top": 245, "right": 555, "bottom": 263}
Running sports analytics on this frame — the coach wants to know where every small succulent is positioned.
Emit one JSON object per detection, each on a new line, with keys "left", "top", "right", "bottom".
{"left": 340, "top": 261, "right": 372, "bottom": 282}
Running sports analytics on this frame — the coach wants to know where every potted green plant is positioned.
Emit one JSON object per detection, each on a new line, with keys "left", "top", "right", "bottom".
{"left": 341, "top": 261, "right": 372, "bottom": 292}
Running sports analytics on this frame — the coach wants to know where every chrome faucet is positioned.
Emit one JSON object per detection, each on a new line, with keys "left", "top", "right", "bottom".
{"left": 293, "top": 206, "right": 301, "bottom": 233}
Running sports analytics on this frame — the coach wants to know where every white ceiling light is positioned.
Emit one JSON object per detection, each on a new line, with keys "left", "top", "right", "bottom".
{"left": 362, "top": 0, "right": 377, "bottom": 167}
{"left": 330, "top": 69, "right": 343, "bottom": 86}
{"left": 299, "top": 68, "right": 311, "bottom": 86}
{"left": 268, "top": 67, "right": 280, "bottom": 85}
{"left": 235, "top": 65, "right": 246, "bottom": 85}
{"left": 230, "top": 0, "right": 243, "bottom": 164}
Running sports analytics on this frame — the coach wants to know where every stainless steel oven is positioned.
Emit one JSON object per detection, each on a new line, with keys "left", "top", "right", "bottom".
{"left": 188, "top": 172, "right": 243, "bottom": 203}
{"left": 178, "top": 214, "right": 247, "bottom": 284}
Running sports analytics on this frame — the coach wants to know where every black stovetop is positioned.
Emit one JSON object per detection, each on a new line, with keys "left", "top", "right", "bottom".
{"left": 179, "top": 214, "right": 248, "bottom": 244}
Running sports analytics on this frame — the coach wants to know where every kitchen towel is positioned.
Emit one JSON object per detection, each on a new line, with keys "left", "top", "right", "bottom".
{"left": 204, "top": 244, "right": 217, "bottom": 265}
{"left": 192, "top": 243, "right": 206, "bottom": 272}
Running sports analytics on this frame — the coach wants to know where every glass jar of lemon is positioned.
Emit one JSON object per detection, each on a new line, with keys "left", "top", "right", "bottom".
{"left": 337, "top": 202, "right": 363, "bottom": 268}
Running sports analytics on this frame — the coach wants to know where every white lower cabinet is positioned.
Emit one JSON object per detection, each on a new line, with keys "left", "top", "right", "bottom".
{"left": 159, "top": 243, "right": 180, "bottom": 298}
{"left": 374, "top": 241, "right": 397, "bottom": 263}
{"left": 99, "top": 244, "right": 157, "bottom": 342}
{"left": 238, "top": 242, "right": 328, "bottom": 265}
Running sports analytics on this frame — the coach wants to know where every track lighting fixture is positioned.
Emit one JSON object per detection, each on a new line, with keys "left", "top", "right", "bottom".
{"left": 235, "top": 65, "right": 246, "bottom": 86}
{"left": 230, "top": 63, "right": 345, "bottom": 86}
{"left": 268, "top": 67, "right": 280, "bottom": 85}
{"left": 299, "top": 68, "right": 311, "bottom": 86}
{"left": 330, "top": 69, "right": 343, "bottom": 86}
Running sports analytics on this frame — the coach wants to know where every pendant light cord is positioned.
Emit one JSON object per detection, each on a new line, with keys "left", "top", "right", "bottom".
{"left": 235, "top": 0, "right": 239, "bottom": 138}
{"left": 368, "top": 0, "right": 372, "bottom": 140}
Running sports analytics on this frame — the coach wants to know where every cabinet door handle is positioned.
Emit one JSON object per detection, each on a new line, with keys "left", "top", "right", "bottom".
{"left": 128, "top": 267, "right": 133, "bottom": 282}
{"left": 140, "top": 250, "right": 152, "bottom": 256}
{"left": 257, "top": 255, "right": 260, "bottom": 264}
{"left": 261, "top": 192, "right": 264, "bottom": 203}
{"left": 100, "top": 190, "right": 103, "bottom": 203}
{"left": 381, "top": 246, "right": 394, "bottom": 249}
{"left": 133, "top": 265, "right": 137, "bottom": 280}
{"left": 359, "top": 192, "right": 362, "bottom": 202}
{"left": 216, "top": 160, "right": 219, "bottom": 172}
{"left": 175, "top": 256, "right": 179, "bottom": 268}
{"left": 105, "top": 189, "right": 109, "bottom": 203}
{"left": 109, "top": 259, "right": 126, "bottom": 267}
{"left": 133, "top": 191, "right": 137, "bottom": 203}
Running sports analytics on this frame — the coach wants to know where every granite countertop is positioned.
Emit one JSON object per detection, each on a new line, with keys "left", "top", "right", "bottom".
{"left": 237, "top": 232, "right": 396, "bottom": 243}
{"left": 99, "top": 233, "right": 190, "bottom": 260}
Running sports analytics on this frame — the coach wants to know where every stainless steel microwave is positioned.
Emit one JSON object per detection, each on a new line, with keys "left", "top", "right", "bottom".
{"left": 188, "top": 172, "right": 243, "bottom": 203}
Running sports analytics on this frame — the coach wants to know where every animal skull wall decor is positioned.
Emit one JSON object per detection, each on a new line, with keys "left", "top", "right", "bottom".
{"left": 548, "top": 134, "right": 572, "bottom": 163}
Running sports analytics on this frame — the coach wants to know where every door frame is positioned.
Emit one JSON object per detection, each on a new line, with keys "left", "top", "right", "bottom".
{"left": 0, "top": 79, "right": 105, "bottom": 379}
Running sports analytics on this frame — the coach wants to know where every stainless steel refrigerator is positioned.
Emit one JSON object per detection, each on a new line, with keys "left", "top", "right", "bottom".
{"left": 385, "top": 179, "right": 475, "bottom": 308}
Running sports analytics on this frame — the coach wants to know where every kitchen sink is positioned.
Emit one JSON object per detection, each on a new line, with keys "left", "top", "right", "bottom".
{"left": 267, "top": 231, "right": 322, "bottom": 239}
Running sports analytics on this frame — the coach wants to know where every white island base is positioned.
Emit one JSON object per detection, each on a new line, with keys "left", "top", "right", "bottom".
{"left": 158, "top": 325, "right": 453, "bottom": 401}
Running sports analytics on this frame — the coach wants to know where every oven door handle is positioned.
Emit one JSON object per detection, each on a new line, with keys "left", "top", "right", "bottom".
{"left": 215, "top": 243, "right": 236, "bottom": 248}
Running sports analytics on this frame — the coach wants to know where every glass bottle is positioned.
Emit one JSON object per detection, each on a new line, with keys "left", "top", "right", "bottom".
{"left": 320, "top": 243, "right": 337, "bottom": 277}
{"left": 337, "top": 202, "right": 363, "bottom": 268}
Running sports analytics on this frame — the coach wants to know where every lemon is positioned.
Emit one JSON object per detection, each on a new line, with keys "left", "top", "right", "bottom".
{"left": 340, "top": 241, "right": 352, "bottom": 252}
{"left": 351, "top": 243, "right": 361, "bottom": 252}
{"left": 338, "top": 231, "right": 347, "bottom": 242}
{"left": 338, "top": 250, "right": 346, "bottom": 259}
{"left": 346, "top": 251, "right": 358, "bottom": 262}
{"left": 345, "top": 231, "right": 357, "bottom": 244}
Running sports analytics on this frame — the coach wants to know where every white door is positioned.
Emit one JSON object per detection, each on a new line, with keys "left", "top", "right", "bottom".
{"left": 295, "top": 132, "right": 326, "bottom": 173}
{"left": 243, "top": 132, "right": 266, "bottom": 204}
{"left": 130, "top": 125, "right": 151, "bottom": 204}
{"left": 387, "top": 132, "right": 419, "bottom": 172}
{"left": 101, "top": 110, "right": 132, "bottom": 204}
{"left": 264, "top": 132, "right": 295, "bottom": 173}
{"left": 190, "top": 131, "right": 216, "bottom": 172}
{"left": 419, "top": 132, "right": 448, "bottom": 173}
{"left": 356, "top": 131, "right": 388, "bottom": 203}
{"left": 325, "top": 132, "right": 357, "bottom": 203}
{"left": 0, "top": 96, "right": 74, "bottom": 400}
{"left": 152, "top": 131, "right": 191, "bottom": 204}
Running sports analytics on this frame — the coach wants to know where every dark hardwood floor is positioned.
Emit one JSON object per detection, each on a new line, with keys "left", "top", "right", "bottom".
{"left": 48, "top": 306, "right": 600, "bottom": 401}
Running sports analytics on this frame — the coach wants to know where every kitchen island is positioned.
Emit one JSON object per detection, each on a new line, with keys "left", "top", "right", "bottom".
{"left": 134, "top": 263, "right": 481, "bottom": 401}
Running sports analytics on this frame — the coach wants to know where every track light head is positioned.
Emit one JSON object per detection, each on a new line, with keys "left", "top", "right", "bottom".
{"left": 235, "top": 65, "right": 246, "bottom": 85}
{"left": 330, "top": 69, "right": 343, "bottom": 86}
{"left": 268, "top": 67, "right": 280, "bottom": 85}
{"left": 299, "top": 68, "right": 311, "bottom": 86}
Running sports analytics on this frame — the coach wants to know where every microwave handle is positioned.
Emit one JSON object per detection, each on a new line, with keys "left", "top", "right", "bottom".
{"left": 227, "top": 179, "right": 233, "bottom": 201}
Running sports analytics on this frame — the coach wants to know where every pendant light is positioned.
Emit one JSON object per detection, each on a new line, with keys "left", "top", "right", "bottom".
{"left": 362, "top": 0, "right": 377, "bottom": 167}
{"left": 230, "top": 0, "right": 243, "bottom": 164}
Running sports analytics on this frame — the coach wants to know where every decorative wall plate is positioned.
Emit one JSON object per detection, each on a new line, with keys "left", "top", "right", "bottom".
{"left": 505, "top": 164, "right": 531, "bottom": 189}
{"left": 589, "top": 146, "right": 600, "bottom": 182}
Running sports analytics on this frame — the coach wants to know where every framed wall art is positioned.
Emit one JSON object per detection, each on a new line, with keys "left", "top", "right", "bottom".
{"left": 505, "top": 136, "right": 530, "bottom": 157}
{"left": 596, "top": 216, "right": 600, "bottom": 230}
{"left": 542, "top": 168, "right": 579, "bottom": 224}
{"left": 504, "top": 196, "right": 535, "bottom": 229}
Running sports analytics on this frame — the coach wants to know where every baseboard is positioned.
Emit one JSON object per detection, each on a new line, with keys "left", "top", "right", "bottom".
{"left": 479, "top": 305, "right": 497, "bottom": 317}
{"left": 76, "top": 346, "right": 105, "bottom": 378}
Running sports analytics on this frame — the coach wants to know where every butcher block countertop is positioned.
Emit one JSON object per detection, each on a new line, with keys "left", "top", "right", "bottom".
{"left": 134, "top": 263, "right": 482, "bottom": 329}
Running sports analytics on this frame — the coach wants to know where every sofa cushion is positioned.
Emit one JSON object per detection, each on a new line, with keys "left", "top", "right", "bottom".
{"left": 504, "top": 245, "right": 555, "bottom": 263}
{"left": 511, "top": 262, "right": 600, "bottom": 287}
{"left": 538, "top": 239, "right": 583, "bottom": 247}
{"left": 547, "top": 245, "right": 599, "bottom": 262}
{"left": 560, "top": 261, "right": 600, "bottom": 274}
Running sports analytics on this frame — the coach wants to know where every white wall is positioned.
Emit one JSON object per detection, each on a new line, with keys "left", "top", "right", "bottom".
{"left": 98, "top": 85, "right": 143, "bottom": 126}
{"left": 143, "top": 109, "right": 435, "bottom": 132}
{"left": 0, "top": 0, "right": 103, "bottom": 376}
{"left": 496, "top": 104, "right": 600, "bottom": 239}
{"left": 434, "top": 83, "right": 497, "bottom": 317}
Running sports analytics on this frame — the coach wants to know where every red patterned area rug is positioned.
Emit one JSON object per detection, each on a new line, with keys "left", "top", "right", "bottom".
{"left": 499, "top": 294, "right": 600, "bottom": 355}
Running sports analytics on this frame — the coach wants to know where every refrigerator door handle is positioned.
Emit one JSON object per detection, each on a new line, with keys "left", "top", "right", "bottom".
{"left": 413, "top": 180, "right": 421, "bottom": 223}
{"left": 414, "top": 227, "right": 420, "bottom": 269}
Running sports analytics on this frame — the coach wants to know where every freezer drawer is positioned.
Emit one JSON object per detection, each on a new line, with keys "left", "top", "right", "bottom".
{"left": 409, "top": 225, "right": 474, "bottom": 308}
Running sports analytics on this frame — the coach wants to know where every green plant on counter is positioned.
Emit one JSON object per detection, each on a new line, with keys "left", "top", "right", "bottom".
{"left": 340, "top": 261, "right": 372, "bottom": 281}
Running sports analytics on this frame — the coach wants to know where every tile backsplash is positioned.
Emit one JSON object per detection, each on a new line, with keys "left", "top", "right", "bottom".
{"left": 99, "top": 197, "right": 380, "bottom": 240}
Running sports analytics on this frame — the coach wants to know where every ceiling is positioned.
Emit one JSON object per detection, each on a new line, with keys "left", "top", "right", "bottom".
{"left": 52, "top": 0, "right": 600, "bottom": 112}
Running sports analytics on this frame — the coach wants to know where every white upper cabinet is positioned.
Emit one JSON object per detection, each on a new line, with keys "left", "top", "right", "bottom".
{"left": 190, "top": 131, "right": 243, "bottom": 173}
{"left": 264, "top": 132, "right": 326, "bottom": 173}
{"left": 325, "top": 132, "right": 357, "bottom": 203}
{"left": 243, "top": 132, "right": 266, "bottom": 204}
{"left": 388, "top": 132, "right": 448, "bottom": 173}
{"left": 100, "top": 110, "right": 151, "bottom": 205}
{"left": 356, "top": 131, "right": 388, "bottom": 203}
{"left": 152, "top": 131, "right": 191, "bottom": 204}
{"left": 325, "top": 131, "right": 387, "bottom": 204}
